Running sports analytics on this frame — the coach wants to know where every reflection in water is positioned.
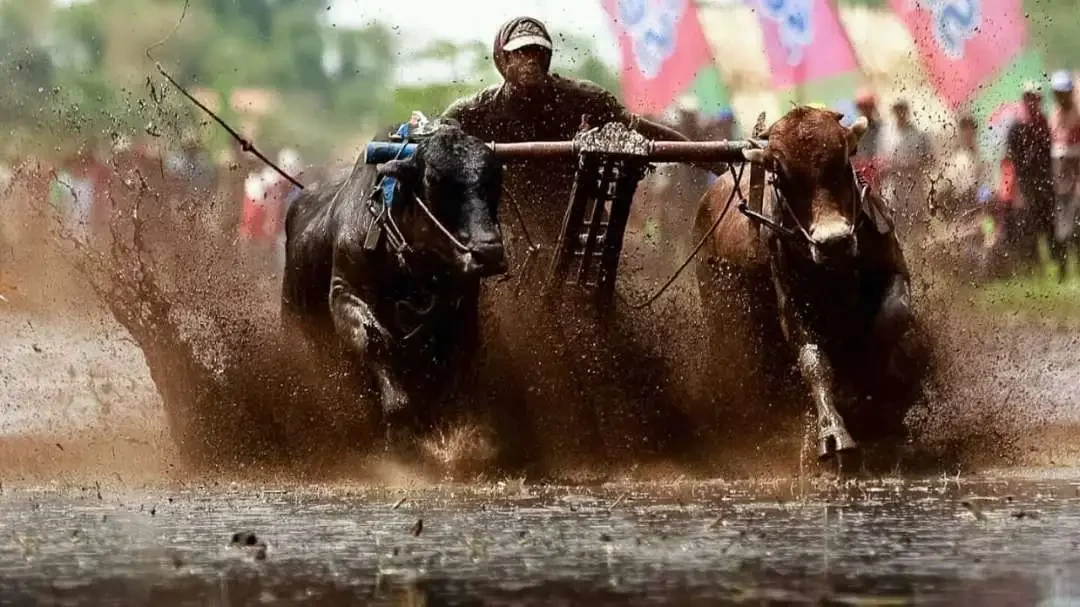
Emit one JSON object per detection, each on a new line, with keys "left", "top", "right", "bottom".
{"left": 3, "top": 477, "right": 1080, "bottom": 605}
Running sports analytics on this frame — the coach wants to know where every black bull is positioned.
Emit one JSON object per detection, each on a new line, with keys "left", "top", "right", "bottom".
{"left": 280, "top": 121, "right": 507, "bottom": 447}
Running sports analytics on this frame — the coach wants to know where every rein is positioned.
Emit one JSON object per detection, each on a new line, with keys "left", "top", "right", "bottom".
{"left": 738, "top": 162, "right": 869, "bottom": 254}
{"left": 364, "top": 172, "right": 476, "bottom": 344}
{"left": 617, "top": 162, "right": 745, "bottom": 309}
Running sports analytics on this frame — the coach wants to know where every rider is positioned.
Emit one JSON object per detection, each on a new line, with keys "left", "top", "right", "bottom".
{"left": 441, "top": 16, "right": 694, "bottom": 250}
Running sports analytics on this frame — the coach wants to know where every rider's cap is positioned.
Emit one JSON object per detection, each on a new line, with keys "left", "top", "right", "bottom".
{"left": 503, "top": 18, "right": 553, "bottom": 52}
{"left": 1051, "top": 70, "right": 1074, "bottom": 93}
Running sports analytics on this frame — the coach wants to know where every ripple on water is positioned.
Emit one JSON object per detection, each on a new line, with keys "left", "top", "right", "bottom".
{"left": 1, "top": 477, "right": 1080, "bottom": 604}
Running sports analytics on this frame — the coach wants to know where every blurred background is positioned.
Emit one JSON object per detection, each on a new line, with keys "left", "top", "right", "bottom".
{"left": 2, "top": 0, "right": 1073, "bottom": 162}
{"left": 1, "top": 0, "right": 1078, "bottom": 308}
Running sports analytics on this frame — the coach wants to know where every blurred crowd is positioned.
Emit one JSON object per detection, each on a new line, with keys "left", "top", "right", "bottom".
{"left": 639, "top": 70, "right": 1080, "bottom": 282}
{"left": 0, "top": 132, "right": 312, "bottom": 284}
{"left": 846, "top": 71, "right": 1079, "bottom": 281}
{"left": 2, "top": 70, "right": 1078, "bottom": 289}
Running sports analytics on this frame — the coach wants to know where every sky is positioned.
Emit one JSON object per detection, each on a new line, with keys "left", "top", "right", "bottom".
{"left": 325, "top": 0, "right": 623, "bottom": 73}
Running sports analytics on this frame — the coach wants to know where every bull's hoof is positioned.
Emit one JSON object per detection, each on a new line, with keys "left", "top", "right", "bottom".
{"left": 818, "top": 425, "right": 857, "bottom": 459}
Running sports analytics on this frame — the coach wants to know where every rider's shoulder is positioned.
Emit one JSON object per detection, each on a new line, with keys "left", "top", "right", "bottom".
{"left": 552, "top": 74, "right": 617, "bottom": 99}
{"left": 550, "top": 74, "right": 624, "bottom": 116}
{"left": 443, "top": 84, "right": 502, "bottom": 117}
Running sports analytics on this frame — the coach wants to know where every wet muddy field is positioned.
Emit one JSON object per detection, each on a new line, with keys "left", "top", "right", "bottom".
{"left": 4, "top": 202, "right": 1080, "bottom": 604}
{"left": 4, "top": 287, "right": 1080, "bottom": 605}
{"left": 4, "top": 477, "right": 1080, "bottom": 605}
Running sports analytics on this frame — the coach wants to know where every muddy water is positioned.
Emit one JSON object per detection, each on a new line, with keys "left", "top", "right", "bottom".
{"left": 2, "top": 478, "right": 1080, "bottom": 605}
{"left": 5, "top": 181, "right": 1080, "bottom": 604}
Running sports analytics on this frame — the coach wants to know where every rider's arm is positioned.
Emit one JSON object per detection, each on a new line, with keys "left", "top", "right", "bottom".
{"left": 441, "top": 95, "right": 473, "bottom": 130}
{"left": 628, "top": 114, "right": 728, "bottom": 176}
{"left": 440, "top": 88, "right": 496, "bottom": 134}
{"left": 631, "top": 116, "right": 690, "bottom": 142}
{"left": 578, "top": 81, "right": 690, "bottom": 143}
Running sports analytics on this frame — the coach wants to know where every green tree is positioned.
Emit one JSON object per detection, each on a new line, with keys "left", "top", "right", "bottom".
{"left": 551, "top": 31, "right": 619, "bottom": 93}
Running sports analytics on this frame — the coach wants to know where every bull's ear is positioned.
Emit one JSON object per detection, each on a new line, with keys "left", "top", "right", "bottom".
{"left": 377, "top": 157, "right": 419, "bottom": 181}
{"left": 742, "top": 148, "right": 778, "bottom": 172}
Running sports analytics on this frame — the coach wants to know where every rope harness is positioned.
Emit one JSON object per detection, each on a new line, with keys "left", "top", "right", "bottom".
{"left": 358, "top": 114, "right": 480, "bottom": 342}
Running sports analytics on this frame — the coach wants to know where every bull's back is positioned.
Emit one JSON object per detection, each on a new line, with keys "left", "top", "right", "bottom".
{"left": 281, "top": 168, "right": 368, "bottom": 319}
{"left": 693, "top": 171, "right": 769, "bottom": 271}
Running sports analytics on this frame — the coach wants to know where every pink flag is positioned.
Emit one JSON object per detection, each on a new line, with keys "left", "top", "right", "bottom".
{"left": 753, "top": 0, "right": 861, "bottom": 90}
{"left": 601, "top": 0, "right": 714, "bottom": 115}
{"left": 888, "top": 0, "right": 1027, "bottom": 109}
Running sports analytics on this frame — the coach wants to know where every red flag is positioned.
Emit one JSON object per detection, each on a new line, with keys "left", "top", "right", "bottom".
{"left": 753, "top": 0, "right": 861, "bottom": 90}
{"left": 601, "top": 0, "right": 714, "bottom": 115}
{"left": 888, "top": 0, "right": 1027, "bottom": 110}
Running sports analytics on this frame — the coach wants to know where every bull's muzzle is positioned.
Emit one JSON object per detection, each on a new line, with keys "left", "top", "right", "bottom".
{"left": 809, "top": 221, "right": 857, "bottom": 265}
{"left": 459, "top": 241, "right": 508, "bottom": 278}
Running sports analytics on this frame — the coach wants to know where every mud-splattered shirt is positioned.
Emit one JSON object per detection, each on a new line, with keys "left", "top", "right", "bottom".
{"left": 442, "top": 75, "right": 636, "bottom": 247}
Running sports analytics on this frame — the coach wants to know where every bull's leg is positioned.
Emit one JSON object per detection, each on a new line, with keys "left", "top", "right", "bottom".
{"left": 873, "top": 274, "right": 913, "bottom": 350}
{"left": 773, "top": 274, "right": 856, "bottom": 458}
{"left": 328, "top": 276, "right": 413, "bottom": 447}
{"left": 797, "top": 343, "right": 856, "bottom": 457}
{"left": 872, "top": 273, "right": 915, "bottom": 382}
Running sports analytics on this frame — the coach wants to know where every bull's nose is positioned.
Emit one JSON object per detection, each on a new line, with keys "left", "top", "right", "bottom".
{"left": 810, "top": 222, "right": 856, "bottom": 262}
{"left": 460, "top": 242, "right": 507, "bottom": 277}
{"left": 472, "top": 242, "right": 508, "bottom": 274}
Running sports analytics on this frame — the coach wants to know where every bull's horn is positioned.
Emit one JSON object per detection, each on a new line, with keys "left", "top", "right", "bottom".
{"left": 848, "top": 116, "right": 869, "bottom": 140}
{"left": 752, "top": 112, "right": 769, "bottom": 138}
{"left": 742, "top": 148, "right": 768, "bottom": 164}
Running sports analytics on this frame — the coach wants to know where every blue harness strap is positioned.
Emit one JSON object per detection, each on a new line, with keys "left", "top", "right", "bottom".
{"left": 363, "top": 142, "right": 417, "bottom": 165}
{"left": 381, "top": 176, "right": 399, "bottom": 207}
{"left": 364, "top": 112, "right": 432, "bottom": 208}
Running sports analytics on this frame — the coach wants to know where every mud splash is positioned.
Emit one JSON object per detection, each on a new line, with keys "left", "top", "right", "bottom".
{"left": 2, "top": 148, "right": 1074, "bottom": 484}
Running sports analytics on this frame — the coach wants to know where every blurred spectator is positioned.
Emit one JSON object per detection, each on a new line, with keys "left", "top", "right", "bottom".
{"left": 48, "top": 152, "right": 95, "bottom": 242}
{"left": 1003, "top": 80, "right": 1055, "bottom": 272}
{"left": 852, "top": 88, "right": 884, "bottom": 191}
{"left": 938, "top": 114, "right": 985, "bottom": 220}
{"left": 704, "top": 106, "right": 737, "bottom": 141}
{"left": 87, "top": 139, "right": 115, "bottom": 243}
{"left": 1050, "top": 69, "right": 1080, "bottom": 275}
{"left": 265, "top": 148, "right": 304, "bottom": 270}
{"left": 881, "top": 98, "right": 933, "bottom": 239}
{"left": 239, "top": 170, "right": 270, "bottom": 248}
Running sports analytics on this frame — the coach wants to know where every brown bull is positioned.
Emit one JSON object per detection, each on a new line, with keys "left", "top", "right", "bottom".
{"left": 693, "top": 106, "right": 915, "bottom": 459}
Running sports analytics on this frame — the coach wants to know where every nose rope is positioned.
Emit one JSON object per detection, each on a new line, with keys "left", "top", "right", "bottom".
{"left": 770, "top": 177, "right": 815, "bottom": 247}
{"left": 411, "top": 193, "right": 474, "bottom": 255}
{"left": 743, "top": 165, "right": 866, "bottom": 253}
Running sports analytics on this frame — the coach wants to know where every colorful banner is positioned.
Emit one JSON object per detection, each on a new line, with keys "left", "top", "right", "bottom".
{"left": 752, "top": 0, "right": 862, "bottom": 107}
{"left": 601, "top": 0, "right": 717, "bottom": 115}
{"left": 888, "top": 0, "right": 1027, "bottom": 110}
{"left": 756, "top": 0, "right": 859, "bottom": 89}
